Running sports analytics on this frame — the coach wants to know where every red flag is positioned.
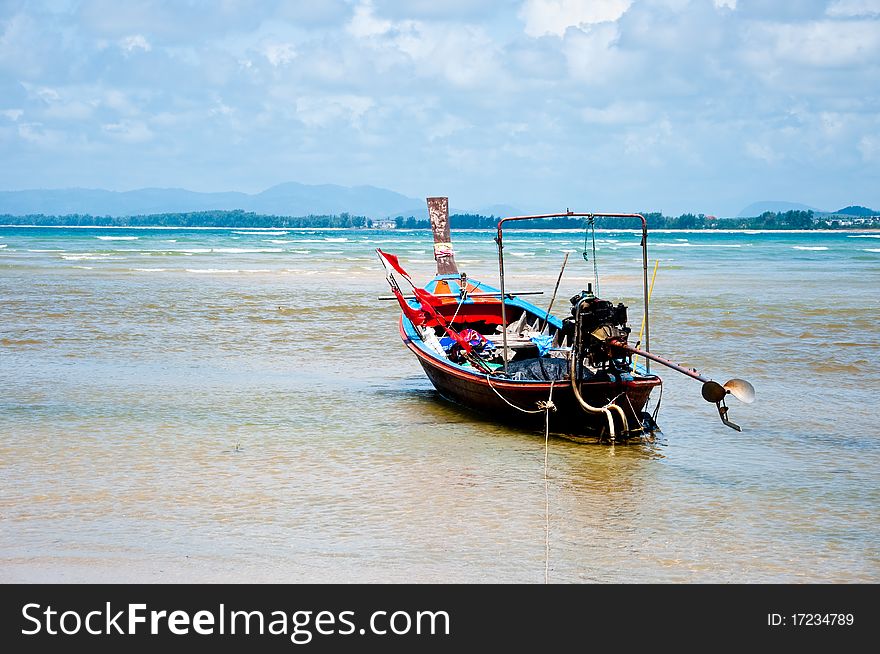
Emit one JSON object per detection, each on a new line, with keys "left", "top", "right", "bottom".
{"left": 391, "top": 284, "right": 426, "bottom": 326}
{"left": 376, "top": 249, "right": 414, "bottom": 283}
{"left": 376, "top": 248, "right": 477, "bottom": 359}
{"left": 412, "top": 286, "right": 443, "bottom": 308}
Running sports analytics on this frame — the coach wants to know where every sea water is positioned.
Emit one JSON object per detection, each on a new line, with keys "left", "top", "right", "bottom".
{"left": 1, "top": 226, "right": 878, "bottom": 582}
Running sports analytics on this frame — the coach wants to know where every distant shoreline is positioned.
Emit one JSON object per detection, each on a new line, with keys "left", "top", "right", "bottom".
{"left": 2, "top": 207, "right": 877, "bottom": 230}
{"left": 3, "top": 224, "right": 879, "bottom": 233}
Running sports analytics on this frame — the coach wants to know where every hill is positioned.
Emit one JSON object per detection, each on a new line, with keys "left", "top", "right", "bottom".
{"left": 737, "top": 200, "right": 820, "bottom": 218}
{"left": 832, "top": 205, "right": 878, "bottom": 217}
{"left": 0, "top": 183, "right": 426, "bottom": 218}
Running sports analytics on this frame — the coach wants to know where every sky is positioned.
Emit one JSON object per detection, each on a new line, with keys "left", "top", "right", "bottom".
{"left": 0, "top": 0, "right": 878, "bottom": 216}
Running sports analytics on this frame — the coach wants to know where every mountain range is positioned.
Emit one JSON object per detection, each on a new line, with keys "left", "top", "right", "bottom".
{"left": 0, "top": 183, "right": 432, "bottom": 219}
{"left": 0, "top": 184, "right": 874, "bottom": 219}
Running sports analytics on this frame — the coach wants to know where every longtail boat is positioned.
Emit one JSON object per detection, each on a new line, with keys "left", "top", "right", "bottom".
{"left": 378, "top": 197, "right": 754, "bottom": 441}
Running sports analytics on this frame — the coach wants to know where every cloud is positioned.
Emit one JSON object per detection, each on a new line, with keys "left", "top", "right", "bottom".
{"left": 101, "top": 120, "right": 154, "bottom": 142}
{"left": 827, "top": 0, "right": 880, "bottom": 17}
{"left": 347, "top": 1, "right": 393, "bottom": 38}
{"left": 746, "top": 19, "right": 880, "bottom": 68}
{"left": 119, "top": 34, "right": 151, "bottom": 53}
{"left": 425, "top": 114, "right": 470, "bottom": 141}
{"left": 562, "top": 22, "right": 624, "bottom": 83}
{"left": 17, "top": 122, "right": 66, "bottom": 147}
{"left": 295, "top": 94, "right": 374, "bottom": 129}
{"left": 344, "top": 1, "right": 504, "bottom": 89}
{"left": 581, "top": 101, "right": 651, "bottom": 125}
{"left": 859, "top": 134, "right": 880, "bottom": 162}
{"left": 745, "top": 141, "right": 782, "bottom": 164}
{"left": 520, "top": 0, "right": 631, "bottom": 37}
{"left": 1, "top": 1, "right": 878, "bottom": 213}
{"left": 264, "top": 42, "right": 297, "bottom": 66}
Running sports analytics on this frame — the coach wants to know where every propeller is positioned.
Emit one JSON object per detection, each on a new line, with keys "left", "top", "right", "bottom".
{"left": 700, "top": 378, "right": 755, "bottom": 432}
{"left": 723, "top": 378, "right": 756, "bottom": 404}
{"left": 701, "top": 378, "right": 756, "bottom": 405}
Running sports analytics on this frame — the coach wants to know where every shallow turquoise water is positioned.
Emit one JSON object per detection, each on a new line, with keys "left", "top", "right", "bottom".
{"left": 1, "top": 226, "right": 878, "bottom": 582}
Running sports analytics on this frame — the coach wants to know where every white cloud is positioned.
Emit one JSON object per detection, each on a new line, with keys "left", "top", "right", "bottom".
{"left": 119, "top": 34, "right": 151, "bottom": 53}
{"left": 745, "top": 141, "right": 781, "bottom": 164}
{"left": 426, "top": 114, "right": 470, "bottom": 141}
{"left": 623, "top": 118, "right": 674, "bottom": 160}
{"left": 395, "top": 24, "right": 502, "bottom": 88}
{"left": 344, "top": 5, "right": 504, "bottom": 89}
{"left": 17, "top": 122, "right": 65, "bottom": 147}
{"left": 563, "top": 22, "right": 622, "bottom": 83}
{"left": 347, "top": 1, "right": 393, "bottom": 38}
{"left": 827, "top": 0, "right": 880, "bottom": 17}
{"left": 2, "top": 0, "right": 878, "bottom": 214}
{"left": 520, "top": 0, "right": 631, "bottom": 38}
{"left": 102, "top": 120, "right": 154, "bottom": 142}
{"left": 264, "top": 42, "right": 297, "bottom": 67}
{"left": 749, "top": 20, "right": 880, "bottom": 68}
{"left": 102, "top": 90, "right": 138, "bottom": 115}
{"left": 858, "top": 134, "right": 880, "bottom": 161}
{"left": 295, "top": 95, "right": 374, "bottom": 129}
{"left": 22, "top": 84, "right": 61, "bottom": 104}
{"left": 582, "top": 101, "right": 651, "bottom": 125}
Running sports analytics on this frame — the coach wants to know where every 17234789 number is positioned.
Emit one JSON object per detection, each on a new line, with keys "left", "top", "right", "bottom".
{"left": 768, "top": 613, "right": 854, "bottom": 627}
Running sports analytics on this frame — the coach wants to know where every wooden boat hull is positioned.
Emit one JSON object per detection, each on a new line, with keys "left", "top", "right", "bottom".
{"left": 401, "top": 318, "right": 660, "bottom": 438}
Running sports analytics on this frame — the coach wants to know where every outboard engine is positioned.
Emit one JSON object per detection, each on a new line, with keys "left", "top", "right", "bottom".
{"left": 562, "top": 284, "right": 631, "bottom": 369}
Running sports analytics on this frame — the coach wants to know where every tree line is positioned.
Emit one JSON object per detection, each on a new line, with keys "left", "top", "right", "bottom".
{"left": 0, "top": 210, "right": 371, "bottom": 228}
{"left": 1, "top": 208, "right": 877, "bottom": 229}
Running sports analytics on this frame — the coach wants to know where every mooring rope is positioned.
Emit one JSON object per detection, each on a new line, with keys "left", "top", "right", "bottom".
{"left": 543, "top": 381, "right": 554, "bottom": 585}
{"left": 485, "top": 374, "right": 553, "bottom": 414}
{"left": 485, "top": 374, "right": 556, "bottom": 582}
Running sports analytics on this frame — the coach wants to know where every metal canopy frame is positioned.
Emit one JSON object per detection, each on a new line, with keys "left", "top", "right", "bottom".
{"left": 495, "top": 212, "right": 650, "bottom": 376}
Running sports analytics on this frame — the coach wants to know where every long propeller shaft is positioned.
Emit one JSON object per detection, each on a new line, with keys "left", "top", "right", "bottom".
{"left": 609, "top": 340, "right": 709, "bottom": 383}
{"left": 607, "top": 339, "right": 755, "bottom": 432}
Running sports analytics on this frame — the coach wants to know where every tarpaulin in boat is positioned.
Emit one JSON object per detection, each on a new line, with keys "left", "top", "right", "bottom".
{"left": 505, "top": 357, "right": 570, "bottom": 381}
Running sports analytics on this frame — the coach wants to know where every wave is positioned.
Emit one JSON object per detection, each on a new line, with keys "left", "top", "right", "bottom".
{"left": 266, "top": 239, "right": 294, "bottom": 244}
{"left": 178, "top": 247, "right": 283, "bottom": 254}
{"left": 654, "top": 243, "right": 742, "bottom": 248}
{"left": 186, "top": 268, "right": 241, "bottom": 273}
{"left": 28, "top": 249, "right": 66, "bottom": 252}
{"left": 324, "top": 237, "right": 349, "bottom": 242}
{"left": 233, "top": 230, "right": 288, "bottom": 236}
{"left": 0, "top": 244, "right": 6, "bottom": 249}
{"left": 96, "top": 236, "right": 138, "bottom": 241}
{"left": 132, "top": 268, "right": 168, "bottom": 272}
{"left": 62, "top": 253, "right": 118, "bottom": 260}
{"left": 792, "top": 246, "right": 828, "bottom": 251}
{"left": 863, "top": 248, "right": 880, "bottom": 253}
{"left": 847, "top": 234, "right": 880, "bottom": 239}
